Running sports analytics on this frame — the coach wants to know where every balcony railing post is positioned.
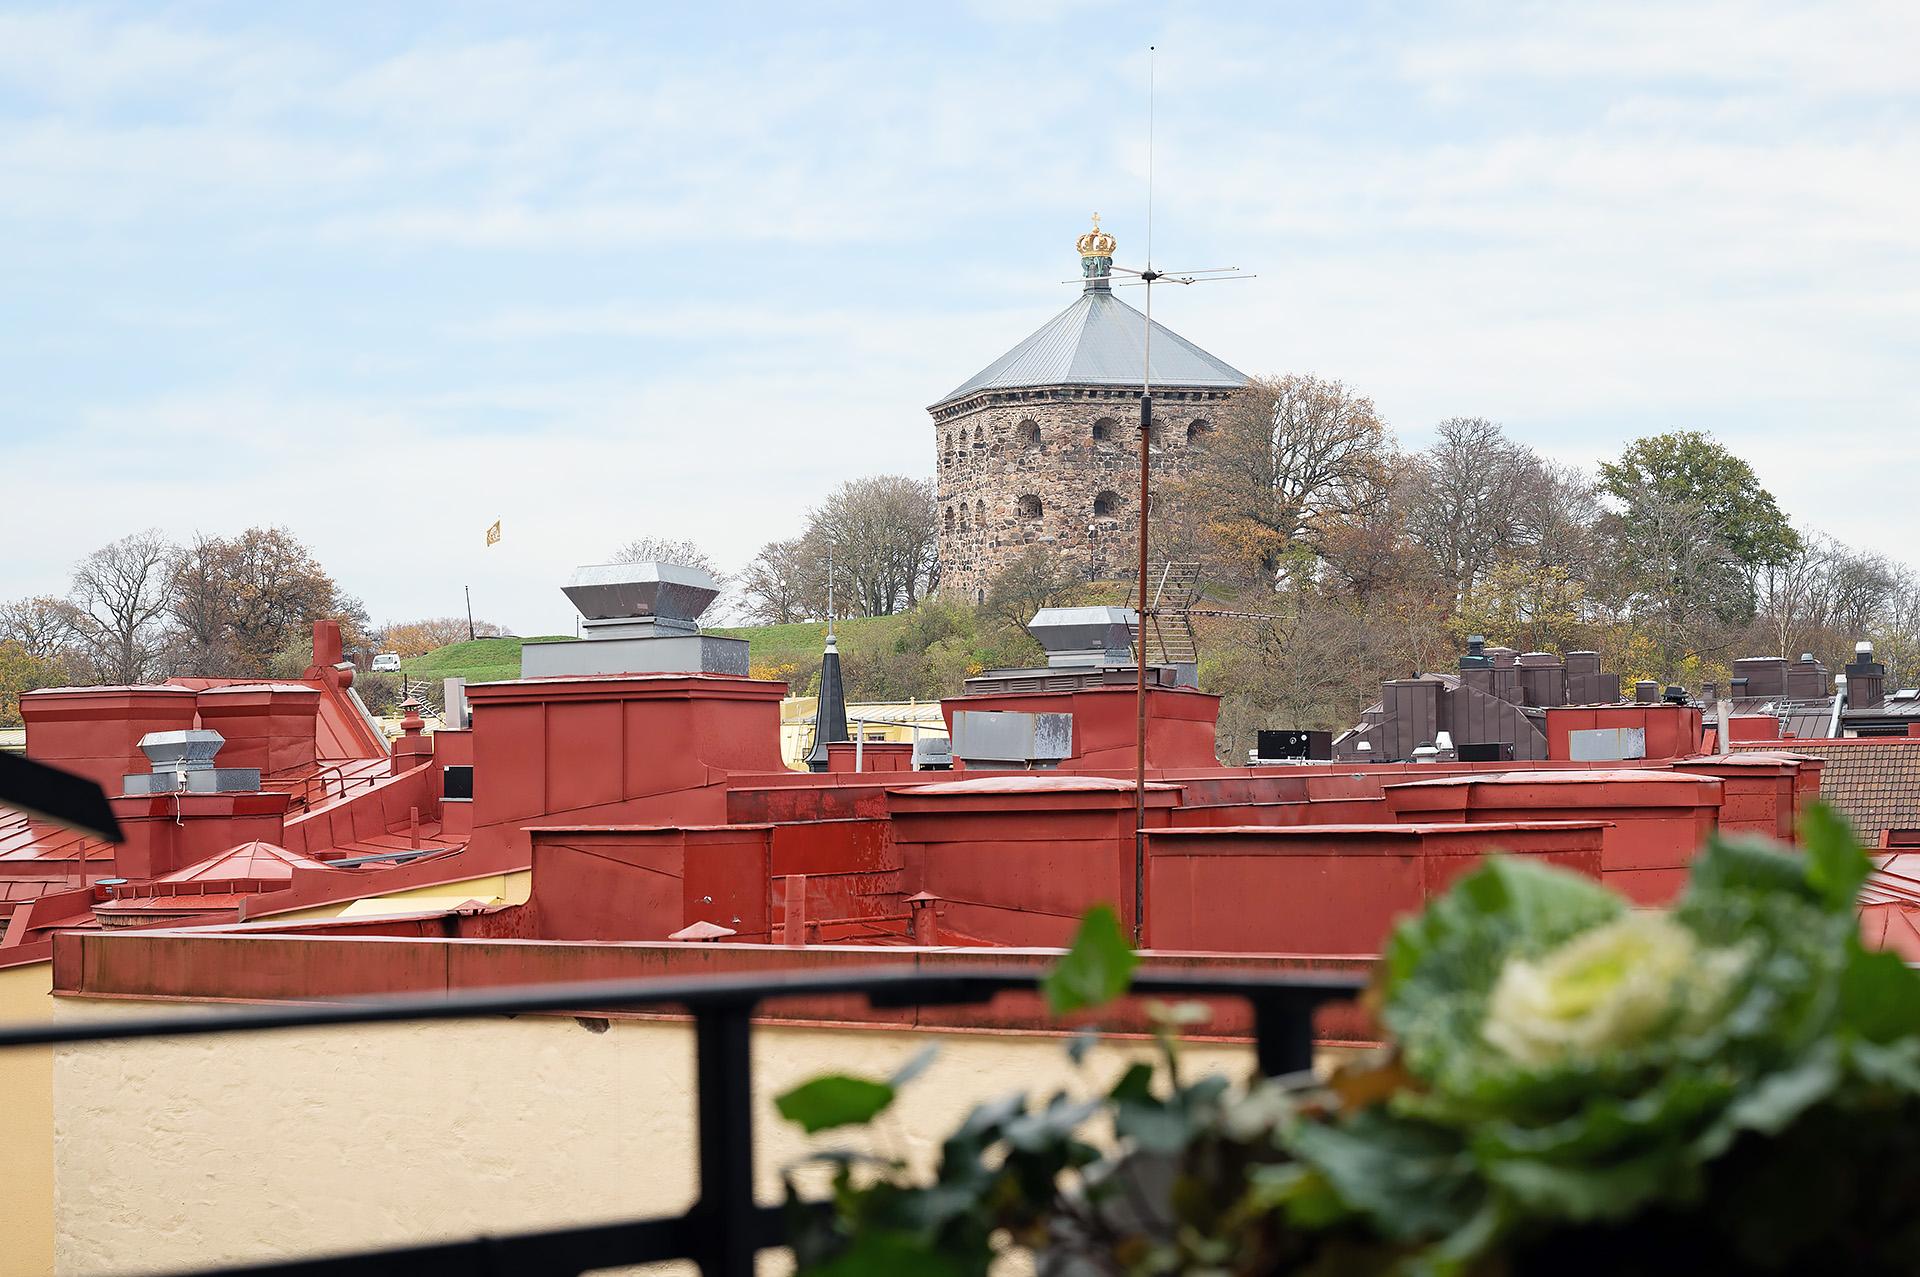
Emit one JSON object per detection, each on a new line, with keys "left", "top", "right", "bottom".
{"left": 691, "top": 997, "right": 760, "bottom": 1277}
{"left": 1250, "top": 990, "right": 1319, "bottom": 1078}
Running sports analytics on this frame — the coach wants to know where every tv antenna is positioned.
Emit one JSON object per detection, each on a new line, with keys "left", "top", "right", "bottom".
{"left": 1110, "top": 45, "right": 1255, "bottom": 943}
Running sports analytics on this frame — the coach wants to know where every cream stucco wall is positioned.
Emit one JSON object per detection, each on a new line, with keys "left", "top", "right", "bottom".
{"left": 0, "top": 962, "right": 55, "bottom": 1277}
{"left": 52, "top": 998, "right": 1251, "bottom": 1276}
{"left": 0, "top": 871, "right": 535, "bottom": 1277}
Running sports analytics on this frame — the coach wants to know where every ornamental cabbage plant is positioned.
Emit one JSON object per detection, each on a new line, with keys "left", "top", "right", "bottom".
{"left": 1284, "top": 803, "right": 1920, "bottom": 1272}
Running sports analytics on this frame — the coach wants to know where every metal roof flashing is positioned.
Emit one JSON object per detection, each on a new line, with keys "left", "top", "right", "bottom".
{"left": 932, "top": 289, "right": 1247, "bottom": 409}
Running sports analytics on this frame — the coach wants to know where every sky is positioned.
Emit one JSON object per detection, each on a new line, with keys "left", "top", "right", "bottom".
{"left": 2, "top": 1, "right": 1916, "bottom": 637}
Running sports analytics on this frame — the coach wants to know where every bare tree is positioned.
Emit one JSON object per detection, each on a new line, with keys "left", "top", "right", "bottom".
{"left": 609, "top": 535, "right": 723, "bottom": 575}
{"left": 804, "top": 476, "right": 939, "bottom": 617}
{"left": 379, "top": 616, "right": 510, "bottom": 658}
{"left": 167, "top": 533, "right": 236, "bottom": 675}
{"left": 738, "top": 538, "right": 813, "bottom": 625}
{"left": 68, "top": 530, "right": 177, "bottom": 683}
{"left": 1406, "top": 418, "right": 1537, "bottom": 606}
{"left": 1509, "top": 459, "right": 1604, "bottom": 577}
{"left": 0, "top": 595, "right": 84, "bottom": 664}
{"left": 983, "top": 546, "right": 1081, "bottom": 629}
{"left": 609, "top": 535, "right": 732, "bottom": 619}
{"left": 1172, "top": 373, "right": 1395, "bottom": 588}
{"left": 167, "top": 527, "right": 355, "bottom": 676}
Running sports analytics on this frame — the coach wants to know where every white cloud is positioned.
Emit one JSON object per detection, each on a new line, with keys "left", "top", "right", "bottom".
{"left": 0, "top": 1, "right": 1915, "bottom": 638}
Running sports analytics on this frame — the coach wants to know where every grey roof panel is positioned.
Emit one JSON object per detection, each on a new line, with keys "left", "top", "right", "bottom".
{"left": 934, "top": 289, "right": 1247, "bottom": 407}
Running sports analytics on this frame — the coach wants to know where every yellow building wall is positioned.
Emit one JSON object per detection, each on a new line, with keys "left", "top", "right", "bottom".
{"left": 0, "top": 962, "right": 54, "bottom": 1277}
{"left": 52, "top": 997, "right": 1250, "bottom": 1276}
{"left": 263, "top": 869, "right": 532, "bottom": 924}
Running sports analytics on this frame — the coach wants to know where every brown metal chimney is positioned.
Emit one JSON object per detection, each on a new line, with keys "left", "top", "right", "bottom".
{"left": 1846, "top": 641, "right": 1886, "bottom": 710}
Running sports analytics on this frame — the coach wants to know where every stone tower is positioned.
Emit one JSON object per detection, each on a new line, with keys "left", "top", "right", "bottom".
{"left": 930, "top": 218, "right": 1248, "bottom": 602}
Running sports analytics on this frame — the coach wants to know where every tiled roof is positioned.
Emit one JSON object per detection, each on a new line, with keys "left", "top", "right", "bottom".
{"left": 1737, "top": 739, "right": 1920, "bottom": 839}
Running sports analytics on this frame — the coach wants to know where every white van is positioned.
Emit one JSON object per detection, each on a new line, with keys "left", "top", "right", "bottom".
{"left": 371, "top": 652, "right": 402, "bottom": 673}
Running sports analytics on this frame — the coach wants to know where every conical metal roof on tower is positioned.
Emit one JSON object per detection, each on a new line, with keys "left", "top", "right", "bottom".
{"left": 930, "top": 217, "right": 1248, "bottom": 409}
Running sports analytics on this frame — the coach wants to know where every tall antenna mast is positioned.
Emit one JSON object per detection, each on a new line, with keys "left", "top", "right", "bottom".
{"left": 1119, "top": 43, "right": 1253, "bottom": 945}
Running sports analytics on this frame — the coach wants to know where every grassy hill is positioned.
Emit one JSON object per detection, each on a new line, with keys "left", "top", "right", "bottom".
{"left": 398, "top": 615, "right": 915, "bottom": 692}
{"left": 400, "top": 635, "right": 574, "bottom": 686}
{"left": 710, "top": 614, "right": 907, "bottom": 678}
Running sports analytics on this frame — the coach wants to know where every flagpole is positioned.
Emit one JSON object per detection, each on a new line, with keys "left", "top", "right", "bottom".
{"left": 465, "top": 585, "right": 475, "bottom": 642}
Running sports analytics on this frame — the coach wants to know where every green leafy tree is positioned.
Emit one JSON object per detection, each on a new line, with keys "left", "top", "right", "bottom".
{"left": 1598, "top": 430, "right": 1800, "bottom": 576}
{"left": 1597, "top": 433, "right": 1801, "bottom": 679}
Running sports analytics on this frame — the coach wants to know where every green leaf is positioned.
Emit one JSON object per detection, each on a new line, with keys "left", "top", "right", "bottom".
{"left": 1109, "top": 1061, "right": 1155, "bottom": 1104}
{"left": 1043, "top": 903, "right": 1137, "bottom": 1015}
{"left": 776, "top": 1074, "right": 897, "bottom": 1134}
{"left": 1718, "top": 1049, "right": 1840, "bottom": 1139}
{"left": 1800, "top": 801, "right": 1871, "bottom": 910}
{"left": 805, "top": 1228, "right": 978, "bottom": 1277}
{"left": 1286, "top": 1108, "right": 1481, "bottom": 1241}
{"left": 1483, "top": 1146, "right": 1685, "bottom": 1222}
{"left": 1685, "top": 834, "right": 1816, "bottom": 904}
{"left": 1114, "top": 1096, "right": 1195, "bottom": 1154}
{"left": 1840, "top": 944, "right": 1920, "bottom": 1043}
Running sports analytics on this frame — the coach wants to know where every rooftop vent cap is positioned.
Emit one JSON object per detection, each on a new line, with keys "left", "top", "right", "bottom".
{"left": 1027, "top": 606, "right": 1138, "bottom": 668}
{"left": 1858, "top": 641, "right": 1876, "bottom": 657}
{"left": 125, "top": 729, "right": 261, "bottom": 795}
{"left": 138, "top": 729, "right": 225, "bottom": 772}
{"left": 562, "top": 562, "right": 720, "bottom": 630}
{"left": 1800, "top": 652, "right": 1817, "bottom": 663}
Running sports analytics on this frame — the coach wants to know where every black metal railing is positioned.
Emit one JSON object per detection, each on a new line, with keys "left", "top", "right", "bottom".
{"left": 0, "top": 965, "right": 1364, "bottom": 1276}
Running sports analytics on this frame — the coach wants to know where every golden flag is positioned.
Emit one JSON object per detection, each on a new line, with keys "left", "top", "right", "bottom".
{"left": 485, "top": 519, "right": 502, "bottom": 546}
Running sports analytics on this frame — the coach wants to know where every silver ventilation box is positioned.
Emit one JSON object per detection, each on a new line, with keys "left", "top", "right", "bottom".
{"left": 122, "top": 729, "right": 262, "bottom": 795}
{"left": 562, "top": 562, "right": 720, "bottom": 636}
{"left": 521, "top": 561, "right": 749, "bottom": 677}
{"left": 1027, "top": 606, "right": 1138, "bottom": 668}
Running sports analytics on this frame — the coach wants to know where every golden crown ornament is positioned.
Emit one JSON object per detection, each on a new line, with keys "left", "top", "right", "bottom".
{"left": 1076, "top": 213, "right": 1117, "bottom": 259}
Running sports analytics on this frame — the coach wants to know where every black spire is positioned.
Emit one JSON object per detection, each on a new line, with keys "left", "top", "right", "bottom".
{"left": 804, "top": 630, "right": 849, "bottom": 773}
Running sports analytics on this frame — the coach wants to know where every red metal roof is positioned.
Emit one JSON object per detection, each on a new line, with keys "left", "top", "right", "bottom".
{"left": 159, "top": 842, "right": 331, "bottom": 883}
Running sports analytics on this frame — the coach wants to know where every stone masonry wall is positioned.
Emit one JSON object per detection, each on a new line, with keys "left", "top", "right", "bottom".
{"left": 932, "top": 384, "right": 1235, "bottom": 602}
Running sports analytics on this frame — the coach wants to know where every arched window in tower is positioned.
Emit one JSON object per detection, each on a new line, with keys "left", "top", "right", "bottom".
{"left": 1092, "top": 417, "right": 1115, "bottom": 442}
{"left": 1018, "top": 494, "right": 1043, "bottom": 521}
{"left": 943, "top": 505, "right": 955, "bottom": 533}
{"left": 1016, "top": 418, "right": 1040, "bottom": 449}
{"left": 1187, "top": 419, "right": 1212, "bottom": 444}
{"left": 1093, "top": 490, "right": 1121, "bottom": 518}
{"left": 973, "top": 425, "right": 984, "bottom": 446}
{"left": 958, "top": 502, "right": 969, "bottom": 531}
